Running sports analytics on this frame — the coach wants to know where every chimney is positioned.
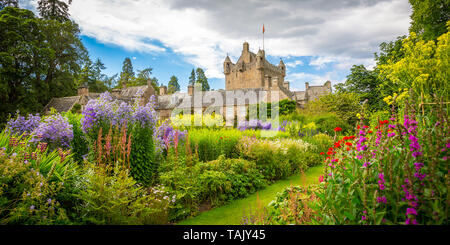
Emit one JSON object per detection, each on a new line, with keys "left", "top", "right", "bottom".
{"left": 188, "top": 85, "right": 194, "bottom": 96}
{"left": 78, "top": 85, "right": 89, "bottom": 96}
{"left": 284, "top": 82, "right": 290, "bottom": 91}
{"left": 305, "top": 82, "right": 309, "bottom": 90}
{"left": 160, "top": 86, "right": 167, "bottom": 95}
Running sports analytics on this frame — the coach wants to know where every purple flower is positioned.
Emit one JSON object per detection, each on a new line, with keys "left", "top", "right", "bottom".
{"left": 406, "top": 208, "right": 417, "bottom": 216}
{"left": 377, "top": 196, "right": 387, "bottom": 204}
{"left": 31, "top": 114, "right": 73, "bottom": 150}
{"left": 387, "top": 132, "right": 396, "bottom": 137}
{"left": 6, "top": 113, "right": 41, "bottom": 136}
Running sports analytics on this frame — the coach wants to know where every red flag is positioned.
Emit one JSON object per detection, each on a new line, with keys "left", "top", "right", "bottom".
{"left": 263, "top": 24, "right": 265, "bottom": 33}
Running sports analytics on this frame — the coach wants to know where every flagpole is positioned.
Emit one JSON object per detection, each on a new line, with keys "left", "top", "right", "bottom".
{"left": 263, "top": 23, "right": 265, "bottom": 51}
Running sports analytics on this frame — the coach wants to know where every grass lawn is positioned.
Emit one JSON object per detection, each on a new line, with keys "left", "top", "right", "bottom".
{"left": 177, "top": 164, "right": 324, "bottom": 225}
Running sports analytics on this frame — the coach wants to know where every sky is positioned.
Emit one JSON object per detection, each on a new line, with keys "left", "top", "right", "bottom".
{"left": 20, "top": 0, "right": 412, "bottom": 92}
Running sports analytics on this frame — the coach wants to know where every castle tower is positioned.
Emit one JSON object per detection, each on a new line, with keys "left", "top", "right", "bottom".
{"left": 224, "top": 41, "right": 286, "bottom": 92}
{"left": 278, "top": 59, "right": 286, "bottom": 77}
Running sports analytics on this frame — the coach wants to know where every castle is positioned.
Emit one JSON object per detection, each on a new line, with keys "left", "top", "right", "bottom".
{"left": 43, "top": 42, "right": 332, "bottom": 121}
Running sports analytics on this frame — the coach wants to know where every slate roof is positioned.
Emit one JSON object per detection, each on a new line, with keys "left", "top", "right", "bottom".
{"left": 156, "top": 88, "right": 269, "bottom": 110}
{"left": 43, "top": 96, "right": 82, "bottom": 113}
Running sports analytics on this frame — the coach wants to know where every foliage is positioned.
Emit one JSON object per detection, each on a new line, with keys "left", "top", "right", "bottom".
{"left": 195, "top": 68, "right": 210, "bottom": 91}
{"left": 31, "top": 113, "right": 73, "bottom": 150}
{"left": 6, "top": 113, "right": 41, "bottom": 136}
{"left": 237, "top": 136, "right": 314, "bottom": 181}
{"left": 307, "top": 92, "right": 362, "bottom": 127}
{"left": 409, "top": 0, "right": 450, "bottom": 41}
{"left": 171, "top": 113, "right": 225, "bottom": 129}
{"left": 379, "top": 27, "right": 450, "bottom": 105}
{"left": 75, "top": 162, "right": 171, "bottom": 225}
{"left": 37, "top": 0, "right": 72, "bottom": 22}
{"left": 262, "top": 185, "right": 320, "bottom": 225}
{"left": 313, "top": 100, "right": 449, "bottom": 225}
{"left": 0, "top": 6, "right": 87, "bottom": 125}
{"left": 0, "top": 149, "right": 71, "bottom": 224}
{"left": 311, "top": 113, "right": 352, "bottom": 135}
{"left": 167, "top": 75, "right": 180, "bottom": 94}
{"left": 119, "top": 57, "right": 135, "bottom": 88}
{"left": 187, "top": 128, "right": 241, "bottom": 162}
{"left": 188, "top": 68, "right": 196, "bottom": 85}
{"left": 335, "top": 65, "right": 386, "bottom": 111}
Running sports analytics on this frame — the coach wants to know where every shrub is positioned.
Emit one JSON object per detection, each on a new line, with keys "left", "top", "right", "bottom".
{"left": 255, "top": 185, "right": 320, "bottom": 225}
{"left": 81, "top": 91, "right": 158, "bottom": 186}
{"left": 6, "top": 113, "right": 41, "bottom": 136}
{"left": 31, "top": 113, "right": 73, "bottom": 150}
{"left": 75, "top": 162, "right": 171, "bottom": 225}
{"left": 65, "top": 111, "right": 88, "bottom": 164}
{"left": 314, "top": 101, "right": 449, "bottom": 225}
{"left": 71, "top": 103, "right": 82, "bottom": 114}
{"left": 237, "top": 137, "right": 314, "bottom": 181}
{"left": 188, "top": 128, "right": 241, "bottom": 162}
{"left": 0, "top": 148, "right": 71, "bottom": 225}
{"left": 303, "top": 133, "right": 333, "bottom": 154}
{"left": 312, "top": 113, "right": 351, "bottom": 134}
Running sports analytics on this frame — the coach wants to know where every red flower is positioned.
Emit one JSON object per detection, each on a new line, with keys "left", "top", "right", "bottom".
{"left": 357, "top": 125, "right": 360, "bottom": 129}
{"left": 318, "top": 175, "right": 324, "bottom": 183}
{"left": 334, "top": 142, "right": 341, "bottom": 148}
{"left": 346, "top": 147, "right": 350, "bottom": 151}
{"left": 345, "top": 142, "right": 353, "bottom": 146}
{"left": 334, "top": 127, "right": 342, "bottom": 132}
{"left": 343, "top": 136, "right": 349, "bottom": 140}
{"left": 320, "top": 152, "right": 324, "bottom": 155}
{"left": 368, "top": 130, "right": 373, "bottom": 134}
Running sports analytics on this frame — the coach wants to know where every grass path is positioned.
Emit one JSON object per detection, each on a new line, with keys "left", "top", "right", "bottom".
{"left": 177, "top": 165, "right": 324, "bottom": 225}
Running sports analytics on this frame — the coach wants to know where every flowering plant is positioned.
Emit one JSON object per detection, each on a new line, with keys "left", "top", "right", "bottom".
{"left": 314, "top": 99, "right": 449, "bottom": 225}
{"left": 31, "top": 114, "right": 73, "bottom": 150}
{"left": 6, "top": 113, "right": 41, "bottom": 136}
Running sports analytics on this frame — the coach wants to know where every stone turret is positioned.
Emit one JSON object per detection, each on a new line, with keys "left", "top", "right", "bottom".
{"left": 223, "top": 55, "right": 232, "bottom": 75}
{"left": 256, "top": 49, "right": 265, "bottom": 69}
{"left": 278, "top": 59, "right": 286, "bottom": 77}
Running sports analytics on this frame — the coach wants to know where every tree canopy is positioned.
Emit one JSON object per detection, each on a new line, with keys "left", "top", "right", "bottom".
{"left": 195, "top": 68, "right": 210, "bottom": 91}
{"left": 167, "top": 75, "right": 180, "bottom": 94}
{"left": 0, "top": 6, "right": 87, "bottom": 124}
{"left": 37, "top": 0, "right": 72, "bottom": 22}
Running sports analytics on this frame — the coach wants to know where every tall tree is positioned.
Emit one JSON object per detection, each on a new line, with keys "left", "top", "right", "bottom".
{"left": 409, "top": 0, "right": 450, "bottom": 41}
{"left": 0, "top": 7, "right": 86, "bottom": 124}
{"left": 0, "top": 0, "right": 18, "bottom": 9}
{"left": 37, "top": 0, "right": 72, "bottom": 22}
{"left": 188, "top": 68, "right": 196, "bottom": 85}
{"left": 119, "top": 57, "right": 134, "bottom": 88}
{"left": 92, "top": 58, "right": 106, "bottom": 82}
{"left": 195, "top": 68, "right": 210, "bottom": 91}
{"left": 335, "top": 65, "right": 384, "bottom": 110}
{"left": 132, "top": 67, "right": 153, "bottom": 86}
{"left": 167, "top": 75, "right": 180, "bottom": 94}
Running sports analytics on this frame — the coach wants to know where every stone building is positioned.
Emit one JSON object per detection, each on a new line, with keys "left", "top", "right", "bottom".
{"left": 43, "top": 42, "right": 332, "bottom": 121}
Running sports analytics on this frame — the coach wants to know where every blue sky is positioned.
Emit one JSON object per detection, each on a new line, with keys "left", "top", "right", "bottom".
{"left": 21, "top": 0, "right": 412, "bottom": 92}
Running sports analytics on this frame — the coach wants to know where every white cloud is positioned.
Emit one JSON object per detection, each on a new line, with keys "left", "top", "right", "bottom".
{"left": 23, "top": 0, "right": 411, "bottom": 80}
{"left": 285, "top": 60, "right": 304, "bottom": 68}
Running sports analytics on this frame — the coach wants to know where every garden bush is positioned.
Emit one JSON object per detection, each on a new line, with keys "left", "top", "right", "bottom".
{"left": 0, "top": 144, "right": 73, "bottom": 224}
{"left": 188, "top": 128, "right": 242, "bottom": 162}
{"left": 75, "top": 162, "right": 171, "bottom": 225}
{"left": 313, "top": 99, "right": 449, "bottom": 225}
{"left": 237, "top": 136, "right": 315, "bottom": 181}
